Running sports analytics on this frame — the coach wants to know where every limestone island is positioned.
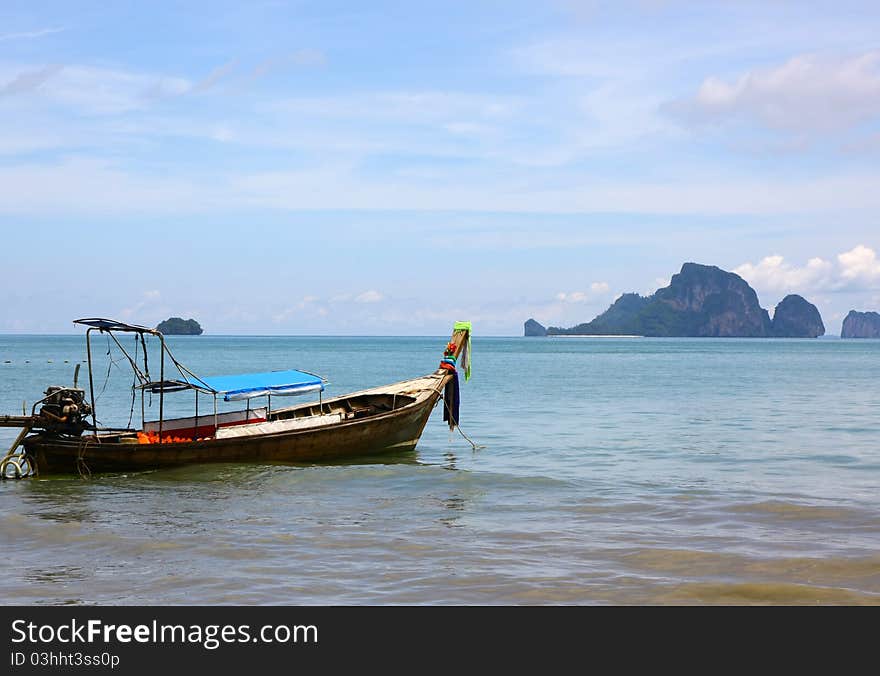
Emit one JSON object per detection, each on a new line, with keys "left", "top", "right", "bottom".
{"left": 841, "top": 310, "right": 880, "bottom": 338}
{"left": 524, "top": 318, "right": 548, "bottom": 337}
{"left": 156, "top": 317, "right": 204, "bottom": 335}
{"left": 525, "top": 262, "right": 825, "bottom": 338}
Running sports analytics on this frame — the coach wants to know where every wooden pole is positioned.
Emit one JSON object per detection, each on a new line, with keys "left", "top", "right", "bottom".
{"left": 3, "top": 424, "right": 32, "bottom": 458}
{"left": 158, "top": 335, "right": 165, "bottom": 442}
{"left": 86, "top": 329, "right": 98, "bottom": 436}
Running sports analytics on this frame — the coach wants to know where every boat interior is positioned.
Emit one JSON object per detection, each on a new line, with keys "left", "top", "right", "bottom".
{"left": 274, "top": 392, "right": 415, "bottom": 422}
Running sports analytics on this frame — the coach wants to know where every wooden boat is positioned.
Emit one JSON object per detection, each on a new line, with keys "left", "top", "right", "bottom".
{"left": 1, "top": 319, "right": 471, "bottom": 476}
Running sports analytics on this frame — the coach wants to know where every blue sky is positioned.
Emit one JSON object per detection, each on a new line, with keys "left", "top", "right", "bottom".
{"left": 1, "top": 0, "right": 879, "bottom": 335}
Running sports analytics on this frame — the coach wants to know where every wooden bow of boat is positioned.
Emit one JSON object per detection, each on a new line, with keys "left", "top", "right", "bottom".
{"left": 447, "top": 325, "right": 470, "bottom": 359}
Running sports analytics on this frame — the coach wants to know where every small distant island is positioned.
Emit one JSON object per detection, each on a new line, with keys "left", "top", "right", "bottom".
{"left": 525, "top": 262, "right": 825, "bottom": 338}
{"left": 156, "top": 317, "right": 204, "bottom": 335}
{"left": 841, "top": 310, "right": 880, "bottom": 338}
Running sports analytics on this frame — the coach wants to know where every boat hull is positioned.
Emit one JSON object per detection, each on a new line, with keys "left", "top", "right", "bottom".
{"left": 23, "top": 390, "right": 441, "bottom": 475}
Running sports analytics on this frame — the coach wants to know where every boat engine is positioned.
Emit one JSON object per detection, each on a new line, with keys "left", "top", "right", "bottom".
{"left": 37, "top": 386, "right": 93, "bottom": 435}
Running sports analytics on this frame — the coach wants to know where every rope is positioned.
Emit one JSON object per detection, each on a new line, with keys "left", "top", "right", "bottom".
{"left": 126, "top": 334, "right": 138, "bottom": 429}
{"left": 95, "top": 335, "right": 129, "bottom": 403}
{"left": 76, "top": 437, "right": 93, "bottom": 479}
{"left": 0, "top": 451, "right": 36, "bottom": 479}
{"left": 141, "top": 333, "right": 150, "bottom": 381}
{"left": 438, "top": 394, "right": 485, "bottom": 451}
{"left": 108, "top": 331, "right": 148, "bottom": 385}
{"left": 20, "top": 453, "right": 35, "bottom": 477}
{"left": 0, "top": 456, "right": 23, "bottom": 479}
{"left": 0, "top": 422, "right": 36, "bottom": 479}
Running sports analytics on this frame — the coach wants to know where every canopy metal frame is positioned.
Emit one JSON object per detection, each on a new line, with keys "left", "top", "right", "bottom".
{"left": 73, "top": 318, "right": 326, "bottom": 443}
{"left": 75, "top": 318, "right": 183, "bottom": 443}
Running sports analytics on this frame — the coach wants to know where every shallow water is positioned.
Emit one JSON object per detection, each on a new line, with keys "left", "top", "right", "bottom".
{"left": 1, "top": 335, "right": 879, "bottom": 604}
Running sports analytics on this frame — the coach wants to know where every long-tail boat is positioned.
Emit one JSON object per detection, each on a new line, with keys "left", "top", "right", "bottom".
{"left": 0, "top": 319, "right": 471, "bottom": 477}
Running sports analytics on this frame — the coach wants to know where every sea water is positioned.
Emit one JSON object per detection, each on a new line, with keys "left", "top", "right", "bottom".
{"left": 1, "top": 335, "right": 878, "bottom": 604}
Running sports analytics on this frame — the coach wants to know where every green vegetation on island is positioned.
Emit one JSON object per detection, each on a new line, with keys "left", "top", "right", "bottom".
{"left": 156, "top": 317, "right": 204, "bottom": 335}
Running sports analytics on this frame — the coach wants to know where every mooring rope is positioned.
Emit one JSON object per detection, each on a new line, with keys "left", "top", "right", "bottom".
{"left": 439, "top": 394, "right": 485, "bottom": 451}
{"left": 0, "top": 455, "right": 23, "bottom": 479}
{"left": 76, "top": 437, "right": 93, "bottom": 479}
{"left": 0, "top": 451, "right": 36, "bottom": 479}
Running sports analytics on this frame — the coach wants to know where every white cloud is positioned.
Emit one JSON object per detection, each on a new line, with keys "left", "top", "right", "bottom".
{"left": 273, "top": 291, "right": 382, "bottom": 324}
{"left": 556, "top": 291, "right": 585, "bottom": 303}
{"left": 734, "top": 254, "right": 834, "bottom": 293}
{"left": 355, "top": 290, "right": 383, "bottom": 303}
{"left": 210, "top": 124, "right": 234, "bottom": 142}
{"left": 0, "top": 51, "right": 325, "bottom": 116}
{"left": 510, "top": 34, "right": 681, "bottom": 152}
{"left": 272, "top": 295, "right": 323, "bottom": 323}
{"left": 643, "top": 277, "right": 671, "bottom": 295}
{"left": 191, "top": 59, "right": 239, "bottom": 94}
{"left": 0, "top": 63, "right": 192, "bottom": 114}
{"left": 5, "top": 153, "right": 880, "bottom": 217}
{"left": 443, "top": 121, "right": 497, "bottom": 137}
{"left": 0, "top": 157, "right": 211, "bottom": 214}
{"left": 556, "top": 282, "right": 610, "bottom": 303}
{"left": 838, "top": 244, "right": 880, "bottom": 286}
{"left": 0, "top": 27, "right": 66, "bottom": 42}
{"left": 0, "top": 108, "right": 93, "bottom": 155}
{"left": 272, "top": 91, "right": 521, "bottom": 124}
{"left": 736, "top": 245, "right": 880, "bottom": 295}
{"left": 0, "top": 65, "right": 63, "bottom": 97}
{"left": 290, "top": 49, "right": 326, "bottom": 67}
{"left": 674, "top": 51, "right": 880, "bottom": 132}
{"left": 242, "top": 50, "right": 327, "bottom": 85}
{"left": 119, "top": 289, "right": 164, "bottom": 321}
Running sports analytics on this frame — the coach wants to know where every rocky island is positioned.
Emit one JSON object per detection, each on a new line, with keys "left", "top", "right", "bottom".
{"left": 524, "top": 318, "right": 547, "bottom": 336}
{"left": 770, "top": 295, "right": 824, "bottom": 338}
{"left": 841, "top": 310, "right": 880, "bottom": 338}
{"left": 156, "top": 317, "right": 204, "bottom": 335}
{"left": 530, "top": 262, "right": 825, "bottom": 338}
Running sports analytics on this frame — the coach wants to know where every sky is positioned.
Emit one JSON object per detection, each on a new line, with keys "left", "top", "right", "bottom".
{"left": 1, "top": 0, "right": 879, "bottom": 335}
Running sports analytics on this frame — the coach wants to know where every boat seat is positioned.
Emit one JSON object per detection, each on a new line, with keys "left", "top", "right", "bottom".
{"left": 216, "top": 413, "right": 343, "bottom": 439}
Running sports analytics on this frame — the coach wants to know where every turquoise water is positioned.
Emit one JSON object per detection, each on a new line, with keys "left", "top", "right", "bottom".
{"left": 1, "top": 335, "right": 879, "bottom": 604}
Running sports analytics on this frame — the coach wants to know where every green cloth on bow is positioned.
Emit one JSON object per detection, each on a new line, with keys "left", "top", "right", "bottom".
{"left": 453, "top": 321, "right": 472, "bottom": 381}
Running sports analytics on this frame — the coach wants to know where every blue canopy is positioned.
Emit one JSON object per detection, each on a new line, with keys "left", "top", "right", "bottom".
{"left": 198, "top": 369, "right": 325, "bottom": 401}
